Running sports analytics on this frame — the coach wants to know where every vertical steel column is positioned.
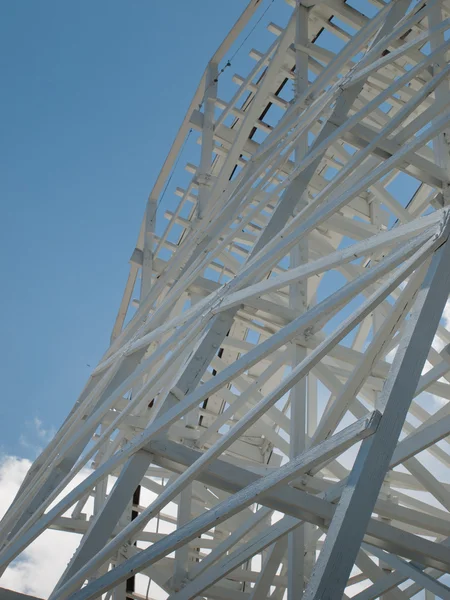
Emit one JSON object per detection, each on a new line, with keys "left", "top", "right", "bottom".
{"left": 303, "top": 219, "right": 450, "bottom": 600}
{"left": 197, "top": 62, "right": 218, "bottom": 220}
{"left": 287, "top": 2, "right": 309, "bottom": 597}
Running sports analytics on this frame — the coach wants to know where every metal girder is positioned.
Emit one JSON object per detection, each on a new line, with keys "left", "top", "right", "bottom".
{"left": 3, "top": 1, "right": 450, "bottom": 599}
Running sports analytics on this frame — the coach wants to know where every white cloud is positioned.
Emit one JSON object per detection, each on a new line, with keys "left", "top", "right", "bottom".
{"left": 432, "top": 297, "right": 450, "bottom": 352}
{"left": 432, "top": 335, "right": 446, "bottom": 353}
{"left": 0, "top": 455, "right": 166, "bottom": 599}
{"left": 18, "top": 418, "right": 56, "bottom": 458}
{"left": 443, "top": 298, "right": 450, "bottom": 327}
{"left": 385, "top": 345, "right": 397, "bottom": 364}
{"left": 0, "top": 447, "right": 166, "bottom": 599}
{"left": 33, "top": 418, "right": 56, "bottom": 443}
{"left": 0, "top": 454, "right": 87, "bottom": 598}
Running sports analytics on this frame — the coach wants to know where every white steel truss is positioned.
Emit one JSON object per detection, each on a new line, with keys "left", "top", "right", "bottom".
{"left": 3, "top": 1, "right": 450, "bottom": 599}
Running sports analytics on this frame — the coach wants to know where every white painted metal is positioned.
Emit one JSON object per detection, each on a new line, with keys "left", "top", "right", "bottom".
{"left": 2, "top": 1, "right": 450, "bottom": 599}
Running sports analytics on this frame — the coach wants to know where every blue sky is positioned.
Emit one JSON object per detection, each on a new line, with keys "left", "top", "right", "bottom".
{"left": 0, "top": 0, "right": 426, "bottom": 460}
{"left": 1, "top": 3, "right": 449, "bottom": 598}
{"left": 0, "top": 0, "right": 283, "bottom": 458}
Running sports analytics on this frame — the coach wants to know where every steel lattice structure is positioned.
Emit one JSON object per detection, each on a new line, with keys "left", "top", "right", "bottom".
{"left": 3, "top": 0, "right": 450, "bottom": 598}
